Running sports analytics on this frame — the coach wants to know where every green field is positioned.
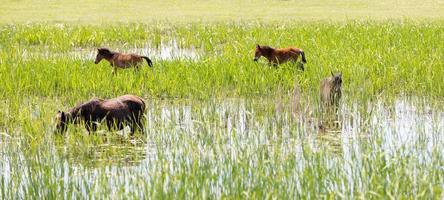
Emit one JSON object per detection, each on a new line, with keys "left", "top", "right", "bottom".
{"left": 1, "top": 0, "right": 444, "bottom": 199}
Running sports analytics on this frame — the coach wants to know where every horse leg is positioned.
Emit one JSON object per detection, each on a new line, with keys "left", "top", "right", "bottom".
{"left": 110, "top": 63, "right": 117, "bottom": 75}
{"left": 135, "top": 117, "right": 144, "bottom": 133}
{"left": 297, "top": 62, "right": 304, "bottom": 71}
{"left": 296, "top": 54, "right": 305, "bottom": 71}
{"left": 291, "top": 56, "right": 304, "bottom": 71}
{"left": 106, "top": 119, "right": 123, "bottom": 132}
{"left": 268, "top": 57, "right": 280, "bottom": 68}
{"left": 85, "top": 122, "right": 97, "bottom": 135}
{"left": 129, "top": 116, "right": 144, "bottom": 135}
{"left": 134, "top": 65, "right": 140, "bottom": 72}
{"left": 268, "top": 60, "right": 275, "bottom": 67}
{"left": 129, "top": 124, "right": 136, "bottom": 136}
{"left": 269, "top": 61, "right": 278, "bottom": 68}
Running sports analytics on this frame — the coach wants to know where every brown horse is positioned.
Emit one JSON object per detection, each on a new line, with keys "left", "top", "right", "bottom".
{"left": 55, "top": 95, "right": 146, "bottom": 135}
{"left": 95, "top": 48, "right": 153, "bottom": 75}
{"left": 320, "top": 72, "right": 342, "bottom": 106}
{"left": 254, "top": 45, "right": 306, "bottom": 70}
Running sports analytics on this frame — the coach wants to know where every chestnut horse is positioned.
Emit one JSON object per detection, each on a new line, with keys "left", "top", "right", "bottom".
{"left": 95, "top": 48, "right": 153, "bottom": 75}
{"left": 55, "top": 95, "right": 146, "bottom": 135}
{"left": 254, "top": 45, "right": 306, "bottom": 70}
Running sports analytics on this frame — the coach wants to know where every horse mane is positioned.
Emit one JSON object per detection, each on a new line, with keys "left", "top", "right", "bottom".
{"left": 259, "top": 45, "right": 275, "bottom": 56}
{"left": 68, "top": 98, "right": 103, "bottom": 117}
{"left": 98, "top": 48, "right": 116, "bottom": 58}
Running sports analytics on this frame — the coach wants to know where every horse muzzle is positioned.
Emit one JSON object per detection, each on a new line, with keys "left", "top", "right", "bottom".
{"left": 253, "top": 58, "right": 258, "bottom": 62}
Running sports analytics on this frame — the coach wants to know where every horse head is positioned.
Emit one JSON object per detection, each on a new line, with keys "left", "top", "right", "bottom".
{"left": 331, "top": 72, "right": 342, "bottom": 93}
{"left": 254, "top": 45, "right": 263, "bottom": 61}
{"left": 55, "top": 111, "right": 69, "bottom": 134}
{"left": 95, "top": 48, "right": 112, "bottom": 64}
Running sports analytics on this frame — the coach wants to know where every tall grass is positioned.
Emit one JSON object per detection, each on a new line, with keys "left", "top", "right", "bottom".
{"left": 0, "top": 21, "right": 443, "bottom": 198}
{"left": 0, "top": 21, "right": 443, "bottom": 100}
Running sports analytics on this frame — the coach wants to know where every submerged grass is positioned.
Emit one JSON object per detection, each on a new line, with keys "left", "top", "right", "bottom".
{"left": 0, "top": 21, "right": 444, "bottom": 198}
{"left": 1, "top": 98, "right": 444, "bottom": 198}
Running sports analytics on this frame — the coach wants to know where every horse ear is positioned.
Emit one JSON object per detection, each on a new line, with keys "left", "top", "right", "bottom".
{"left": 256, "top": 44, "right": 260, "bottom": 49}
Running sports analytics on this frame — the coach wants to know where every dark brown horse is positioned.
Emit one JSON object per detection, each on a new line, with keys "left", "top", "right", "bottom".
{"left": 95, "top": 48, "right": 153, "bottom": 75}
{"left": 254, "top": 45, "right": 306, "bottom": 70}
{"left": 55, "top": 95, "right": 146, "bottom": 135}
{"left": 320, "top": 72, "right": 342, "bottom": 106}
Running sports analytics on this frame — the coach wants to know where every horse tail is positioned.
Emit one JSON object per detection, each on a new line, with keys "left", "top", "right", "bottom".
{"left": 142, "top": 56, "right": 153, "bottom": 67}
{"left": 300, "top": 50, "right": 307, "bottom": 64}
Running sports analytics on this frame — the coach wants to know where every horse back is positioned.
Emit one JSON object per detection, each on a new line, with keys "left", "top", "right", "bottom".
{"left": 320, "top": 77, "right": 334, "bottom": 103}
{"left": 285, "top": 47, "right": 303, "bottom": 55}
{"left": 117, "top": 53, "right": 140, "bottom": 59}
{"left": 74, "top": 98, "right": 105, "bottom": 120}
{"left": 271, "top": 47, "right": 300, "bottom": 62}
{"left": 114, "top": 53, "right": 144, "bottom": 67}
{"left": 100, "top": 95, "right": 145, "bottom": 115}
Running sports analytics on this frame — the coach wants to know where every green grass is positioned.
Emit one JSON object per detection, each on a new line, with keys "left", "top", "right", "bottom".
{"left": 1, "top": 19, "right": 444, "bottom": 198}
{"left": 0, "top": 21, "right": 443, "bottom": 101}
{"left": 0, "top": 0, "right": 443, "bottom": 24}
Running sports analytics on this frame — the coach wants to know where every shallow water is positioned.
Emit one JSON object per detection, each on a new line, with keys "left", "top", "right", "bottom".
{"left": 0, "top": 97, "right": 443, "bottom": 198}
{"left": 20, "top": 40, "right": 201, "bottom": 61}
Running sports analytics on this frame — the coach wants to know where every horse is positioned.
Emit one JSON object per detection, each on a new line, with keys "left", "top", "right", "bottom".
{"left": 318, "top": 72, "right": 342, "bottom": 130}
{"left": 320, "top": 72, "right": 342, "bottom": 106}
{"left": 94, "top": 48, "right": 153, "bottom": 75}
{"left": 253, "top": 45, "right": 307, "bottom": 70}
{"left": 55, "top": 95, "right": 146, "bottom": 135}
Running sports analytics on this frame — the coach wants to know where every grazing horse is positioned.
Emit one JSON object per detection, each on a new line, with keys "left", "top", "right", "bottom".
{"left": 254, "top": 45, "right": 307, "bottom": 70}
{"left": 55, "top": 95, "right": 146, "bottom": 135}
{"left": 95, "top": 48, "right": 153, "bottom": 75}
{"left": 320, "top": 72, "right": 342, "bottom": 106}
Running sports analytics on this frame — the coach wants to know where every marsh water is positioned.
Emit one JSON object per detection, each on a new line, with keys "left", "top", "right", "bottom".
{"left": 1, "top": 96, "right": 443, "bottom": 198}
{"left": 1, "top": 39, "right": 444, "bottom": 197}
{"left": 21, "top": 40, "right": 201, "bottom": 61}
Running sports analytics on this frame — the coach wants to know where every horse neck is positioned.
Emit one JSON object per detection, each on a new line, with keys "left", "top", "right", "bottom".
{"left": 67, "top": 107, "right": 82, "bottom": 123}
{"left": 261, "top": 47, "right": 275, "bottom": 59}
{"left": 62, "top": 111, "right": 74, "bottom": 124}
{"left": 69, "top": 99, "right": 102, "bottom": 119}
{"left": 333, "top": 85, "right": 342, "bottom": 94}
{"left": 103, "top": 52, "right": 116, "bottom": 62}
